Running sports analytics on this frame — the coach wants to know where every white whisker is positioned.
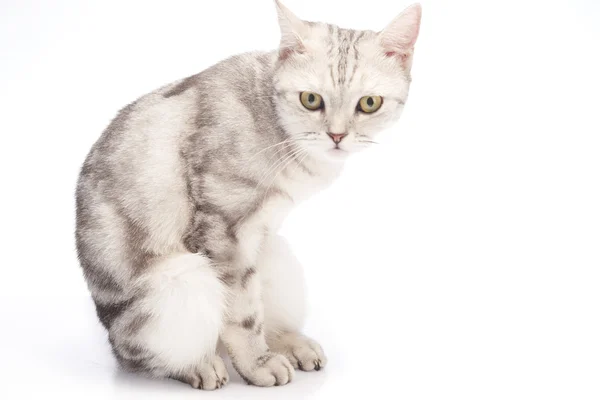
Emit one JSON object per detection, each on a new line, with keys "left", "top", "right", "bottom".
{"left": 247, "top": 138, "right": 295, "bottom": 163}
{"left": 260, "top": 147, "right": 307, "bottom": 203}
{"left": 252, "top": 142, "right": 302, "bottom": 196}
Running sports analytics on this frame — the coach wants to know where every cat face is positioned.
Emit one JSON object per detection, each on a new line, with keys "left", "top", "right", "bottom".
{"left": 273, "top": 1, "right": 421, "bottom": 163}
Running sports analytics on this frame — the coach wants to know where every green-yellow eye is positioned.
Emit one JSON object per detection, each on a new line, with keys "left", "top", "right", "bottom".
{"left": 300, "top": 92, "right": 323, "bottom": 111}
{"left": 358, "top": 96, "right": 383, "bottom": 113}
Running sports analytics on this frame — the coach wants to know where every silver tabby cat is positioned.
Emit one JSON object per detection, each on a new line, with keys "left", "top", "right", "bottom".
{"left": 75, "top": 0, "right": 421, "bottom": 390}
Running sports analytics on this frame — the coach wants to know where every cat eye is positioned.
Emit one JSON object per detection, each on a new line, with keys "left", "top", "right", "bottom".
{"left": 357, "top": 96, "right": 383, "bottom": 113}
{"left": 300, "top": 92, "right": 324, "bottom": 111}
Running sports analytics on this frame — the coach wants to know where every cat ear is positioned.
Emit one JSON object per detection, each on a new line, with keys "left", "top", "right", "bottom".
{"left": 274, "top": 0, "right": 307, "bottom": 60}
{"left": 379, "top": 3, "right": 422, "bottom": 66}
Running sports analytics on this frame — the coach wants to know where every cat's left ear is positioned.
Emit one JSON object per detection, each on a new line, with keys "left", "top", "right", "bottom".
{"left": 274, "top": 0, "right": 308, "bottom": 60}
{"left": 379, "top": 3, "right": 422, "bottom": 68}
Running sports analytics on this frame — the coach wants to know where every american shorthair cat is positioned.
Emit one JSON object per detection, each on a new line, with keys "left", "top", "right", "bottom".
{"left": 76, "top": 0, "right": 421, "bottom": 390}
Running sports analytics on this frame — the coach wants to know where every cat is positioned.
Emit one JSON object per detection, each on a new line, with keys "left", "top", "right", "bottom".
{"left": 75, "top": 0, "right": 421, "bottom": 390}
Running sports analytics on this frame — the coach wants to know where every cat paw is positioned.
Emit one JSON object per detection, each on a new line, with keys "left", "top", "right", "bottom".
{"left": 239, "top": 352, "right": 295, "bottom": 387}
{"left": 171, "top": 355, "right": 229, "bottom": 390}
{"left": 268, "top": 332, "right": 327, "bottom": 372}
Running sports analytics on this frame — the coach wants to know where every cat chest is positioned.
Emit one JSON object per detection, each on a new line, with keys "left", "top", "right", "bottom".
{"left": 234, "top": 193, "right": 294, "bottom": 266}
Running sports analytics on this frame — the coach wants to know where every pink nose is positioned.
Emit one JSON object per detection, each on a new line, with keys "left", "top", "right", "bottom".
{"left": 327, "top": 132, "right": 348, "bottom": 144}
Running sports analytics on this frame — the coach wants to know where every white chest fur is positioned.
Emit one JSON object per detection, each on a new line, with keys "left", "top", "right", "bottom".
{"left": 235, "top": 160, "right": 338, "bottom": 268}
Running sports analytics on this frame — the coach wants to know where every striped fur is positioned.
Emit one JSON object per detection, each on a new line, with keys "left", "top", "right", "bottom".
{"left": 75, "top": 0, "right": 421, "bottom": 390}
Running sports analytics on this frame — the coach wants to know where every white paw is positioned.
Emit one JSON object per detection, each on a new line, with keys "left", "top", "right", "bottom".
{"left": 172, "top": 355, "right": 229, "bottom": 390}
{"left": 269, "top": 333, "right": 327, "bottom": 372}
{"left": 241, "top": 352, "right": 295, "bottom": 387}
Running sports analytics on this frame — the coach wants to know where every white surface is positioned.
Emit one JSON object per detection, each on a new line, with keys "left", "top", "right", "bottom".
{"left": 1, "top": 0, "right": 599, "bottom": 398}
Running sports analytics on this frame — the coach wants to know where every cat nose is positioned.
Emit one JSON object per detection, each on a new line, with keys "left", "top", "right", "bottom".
{"left": 326, "top": 132, "right": 348, "bottom": 144}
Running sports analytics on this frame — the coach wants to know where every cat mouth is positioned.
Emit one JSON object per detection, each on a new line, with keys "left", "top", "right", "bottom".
{"left": 326, "top": 147, "right": 349, "bottom": 159}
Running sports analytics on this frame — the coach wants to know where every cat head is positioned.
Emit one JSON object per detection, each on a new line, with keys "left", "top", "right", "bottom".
{"left": 272, "top": 0, "right": 421, "bottom": 163}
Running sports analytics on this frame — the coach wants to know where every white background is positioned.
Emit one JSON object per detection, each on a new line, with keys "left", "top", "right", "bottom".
{"left": 1, "top": 0, "right": 599, "bottom": 398}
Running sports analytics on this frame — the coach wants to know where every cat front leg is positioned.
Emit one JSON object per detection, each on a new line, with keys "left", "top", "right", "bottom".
{"left": 259, "top": 234, "right": 328, "bottom": 371}
{"left": 219, "top": 264, "right": 295, "bottom": 387}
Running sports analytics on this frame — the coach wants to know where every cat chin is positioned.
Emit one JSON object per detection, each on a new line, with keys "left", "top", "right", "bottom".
{"left": 321, "top": 148, "right": 351, "bottom": 162}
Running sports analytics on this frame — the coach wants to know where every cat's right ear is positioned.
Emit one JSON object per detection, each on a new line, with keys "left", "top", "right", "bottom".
{"left": 274, "top": 0, "right": 307, "bottom": 60}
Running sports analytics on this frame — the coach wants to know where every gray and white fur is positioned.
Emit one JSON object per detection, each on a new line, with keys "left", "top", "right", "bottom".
{"left": 75, "top": 1, "right": 421, "bottom": 390}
